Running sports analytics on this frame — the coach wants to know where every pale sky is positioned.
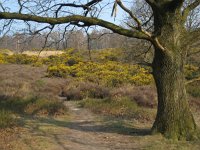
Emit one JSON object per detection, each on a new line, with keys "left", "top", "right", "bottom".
{"left": 0, "top": 0, "right": 132, "bottom": 34}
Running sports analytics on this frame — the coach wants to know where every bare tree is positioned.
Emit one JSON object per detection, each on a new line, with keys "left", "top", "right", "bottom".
{"left": 0, "top": 0, "right": 200, "bottom": 140}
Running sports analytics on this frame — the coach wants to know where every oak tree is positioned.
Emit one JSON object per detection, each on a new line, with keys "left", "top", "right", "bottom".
{"left": 0, "top": 0, "right": 200, "bottom": 140}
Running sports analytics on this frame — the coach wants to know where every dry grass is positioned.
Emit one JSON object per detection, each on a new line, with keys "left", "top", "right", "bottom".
{"left": 22, "top": 51, "right": 64, "bottom": 57}
{"left": 0, "top": 64, "right": 69, "bottom": 99}
{"left": 0, "top": 64, "right": 68, "bottom": 128}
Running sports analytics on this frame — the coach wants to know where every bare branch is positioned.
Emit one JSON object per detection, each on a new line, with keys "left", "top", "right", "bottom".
{"left": 186, "top": 76, "right": 200, "bottom": 85}
{"left": 186, "top": 0, "right": 200, "bottom": 11}
{"left": 0, "top": 12, "right": 151, "bottom": 40}
{"left": 0, "top": 2, "right": 6, "bottom": 12}
{"left": 115, "top": 0, "right": 142, "bottom": 30}
{"left": 183, "top": 0, "right": 200, "bottom": 17}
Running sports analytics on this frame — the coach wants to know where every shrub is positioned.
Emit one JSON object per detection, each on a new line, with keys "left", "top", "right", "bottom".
{"left": 25, "top": 98, "right": 65, "bottom": 116}
{"left": 6, "top": 54, "right": 38, "bottom": 64}
{"left": 43, "top": 52, "right": 82, "bottom": 65}
{"left": 131, "top": 86, "right": 157, "bottom": 108}
{"left": 32, "top": 61, "right": 43, "bottom": 67}
{"left": 130, "top": 67, "right": 153, "bottom": 85}
{"left": 47, "top": 61, "right": 153, "bottom": 87}
{"left": 111, "top": 85, "right": 157, "bottom": 108}
{"left": 47, "top": 64, "right": 72, "bottom": 77}
{"left": 98, "top": 49, "right": 120, "bottom": 61}
{"left": 62, "top": 81, "right": 110, "bottom": 100}
{"left": 0, "top": 53, "right": 6, "bottom": 64}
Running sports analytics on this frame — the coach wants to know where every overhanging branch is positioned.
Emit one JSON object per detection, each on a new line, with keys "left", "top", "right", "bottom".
{"left": 186, "top": 76, "right": 200, "bottom": 85}
{"left": 0, "top": 12, "right": 151, "bottom": 40}
{"left": 183, "top": 0, "right": 200, "bottom": 17}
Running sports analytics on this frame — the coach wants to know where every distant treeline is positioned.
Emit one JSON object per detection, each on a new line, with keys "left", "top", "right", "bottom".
{"left": 0, "top": 29, "right": 146, "bottom": 52}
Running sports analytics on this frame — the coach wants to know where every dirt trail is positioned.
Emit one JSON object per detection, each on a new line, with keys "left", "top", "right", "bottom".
{"left": 2, "top": 101, "right": 200, "bottom": 150}
{"left": 61, "top": 101, "right": 139, "bottom": 150}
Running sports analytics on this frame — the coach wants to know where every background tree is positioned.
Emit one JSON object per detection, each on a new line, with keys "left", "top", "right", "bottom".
{"left": 0, "top": 0, "right": 199, "bottom": 140}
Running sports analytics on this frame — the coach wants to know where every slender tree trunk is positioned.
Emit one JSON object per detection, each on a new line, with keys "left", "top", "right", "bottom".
{"left": 151, "top": 6, "right": 198, "bottom": 140}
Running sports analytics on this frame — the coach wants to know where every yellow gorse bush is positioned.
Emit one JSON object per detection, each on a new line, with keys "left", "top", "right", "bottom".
{"left": 42, "top": 52, "right": 83, "bottom": 65}
{"left": 0, "top": 53, "right": 6, "bottom": 64}
{"left": 0, "top": 48, "right": 198, "bottom": 87}
{"left": 6, "top": 54, "right": 38, "bottom": 64}
{"left": 47, "top": 61, "right": 153, "bottom": 87}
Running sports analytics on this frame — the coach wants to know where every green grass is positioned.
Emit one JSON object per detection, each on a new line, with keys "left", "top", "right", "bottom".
{"left": 79, "top": 97, "right": 156, "bottom": 121}
{"left": 0, "top": 97, "right": 66, "bottom": 128}
{"left": 26, "top": 98, "right": 66, "bottom": 116}
{"left": 0, "top": 97, "right": 65, "bottom": 115}
{"left": 0, "top": 109, "right": 15, "bottom": 128}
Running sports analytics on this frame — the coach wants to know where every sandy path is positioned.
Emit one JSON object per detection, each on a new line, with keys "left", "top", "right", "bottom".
{"left": 60, "top": 101, "right": 149, "bottom": 150}
{"left": 1, "top": 101, "right": 151, "bottom": 150}
{"left": 1, "top": 101, "right": 200, "bottom": 150}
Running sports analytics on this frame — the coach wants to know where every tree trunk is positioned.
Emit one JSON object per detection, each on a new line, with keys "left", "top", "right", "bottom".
{"left": 151, "top": 48, "right": 197, "bottom": 140}
{"left": 151, "top": 6, "right": 198, "bottom": 140}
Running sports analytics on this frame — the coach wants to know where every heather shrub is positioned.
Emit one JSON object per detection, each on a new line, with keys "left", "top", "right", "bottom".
{"left": 62, "top": 81, "right": 110, "bottom": 100}
{"left": 131, "top": 86, "right": 157, "bottom": 108}
{"left": 111, "top": 85, "right": 157, "bottom": 108}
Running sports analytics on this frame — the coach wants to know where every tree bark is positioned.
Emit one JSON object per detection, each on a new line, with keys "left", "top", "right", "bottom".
{"left": 151, "top": 48, "right": 197, "bottom": 140}
{"left": 151, "top": 6, "right": 198, "bottom": 140}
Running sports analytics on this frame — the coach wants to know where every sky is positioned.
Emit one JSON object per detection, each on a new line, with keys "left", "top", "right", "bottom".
{"left": 3, "top": 0, "right": 130, "bottom": 23}
{"left": 0, "top": 0, "right": 132, "bottom": 34}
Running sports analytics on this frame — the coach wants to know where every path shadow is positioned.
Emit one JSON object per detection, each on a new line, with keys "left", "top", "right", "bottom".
{"left": 32, "top": 117, "right": 151, "bottom": 137}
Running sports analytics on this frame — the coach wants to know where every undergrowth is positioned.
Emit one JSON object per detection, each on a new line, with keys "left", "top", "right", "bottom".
{"left": 79, "top": 97, "right": 156, "bottom": 121}
{"left": 0, "top": 109, "right": 15, "bottom": 128}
